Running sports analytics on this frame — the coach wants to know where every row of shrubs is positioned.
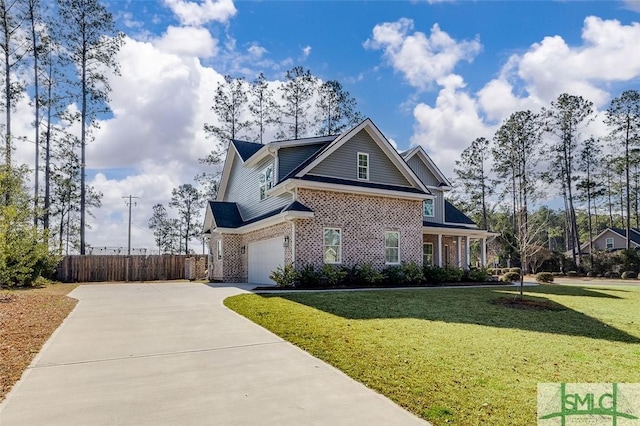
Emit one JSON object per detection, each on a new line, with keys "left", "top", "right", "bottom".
{"left": 487, "top": 267, "right": 521, "bottom": 276}
{"left": 269, "top": 262, "right": 492, "bottom": 288}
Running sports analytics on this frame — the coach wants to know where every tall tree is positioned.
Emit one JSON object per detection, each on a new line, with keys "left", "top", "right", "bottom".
{"left": 606, "top": 89, "right": 640, "bottom": 248}
{"left": 577, "top": 136, "right": 602, "bottom": 267}
{"left": 454, "top": 137, "right": 492, "bottom": 230}
{"left": 0, "top": 0, "right": 26, "bottom": 168}
{"left": 56, "top": 0, "right": 123, "bottom": 254}
{"left": 544, "top": 93, "right": 594, "bottom": 268}
{"left": 315, "top": 80, "right": 362, "bottom": 136}
{"left": 148, "top": 203, "right": 173, "bottom": 254}
{"left": 279, "top": 66, "right": 315, "bottom": 140}
{"left": 248, "top": 72, "right": 278, "bottom": 144}
{"left": 203, "top": 75, "right": 249, "bottom": 162}
{"left": 169, "top": 184, "right": 204, "bottom": 255}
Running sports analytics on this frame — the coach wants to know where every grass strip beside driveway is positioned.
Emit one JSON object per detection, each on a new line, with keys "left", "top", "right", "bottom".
{"left": 225, "top": 285, "right": 640, "bottom": 426}
{"left": 0, "top": 284, "right": 77, "bottom": 402}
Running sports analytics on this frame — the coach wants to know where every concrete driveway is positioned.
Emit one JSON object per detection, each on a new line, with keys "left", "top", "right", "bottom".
{"left": 0, "top": 282, "right": 429, "bottom": 426}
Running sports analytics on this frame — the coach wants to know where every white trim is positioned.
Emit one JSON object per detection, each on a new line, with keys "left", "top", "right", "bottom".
{"left": 357, "top": 152, "right": 369, "bottom": 181}
{"left": 605, "top": 237, "right": 614, "bottom": 250}
{"left": 216, "top": 144, "right": 238, "bottom": 201}
{"left": 385, "top": 231, "right": 400, "bottom": 265}
{"left": 423, "top": 242, "right": 434, "bottom": 266}
{"left": 443, "top": 221, "right": 478, "bottom": 229}
{"left": 259, "top": 164, "right": 274, "bottom": 201}
{"left": 216, "top": 239, "right": 222, "bottom": 260}
{"left": 423, "top": 226, "right": 497, "bottom": 238}
{"left": 268, "top": 178, "right": 431, "bottom": 201}
{"left": 457, "top": 236, "right": 462, "bottom": 268}
{"left": 423, "top": 199, "right": 435, "bottom": 217}
{"left": 323, "top": 227, "right": 342, "bottom": 264}
{"left": 294, "top": 119, "right": 431, "bottom": 194}
{"left": 214, "top": 210, "right": 314, "bottom": 235}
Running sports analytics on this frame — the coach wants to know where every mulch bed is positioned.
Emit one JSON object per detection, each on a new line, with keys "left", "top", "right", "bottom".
{"left": 492, "top": 296, "right": 565, "bottom": 311}
{"left": 254, "top": 281, "right": 510, "bottom": 291}
{"left": 0, "top": 284, "right": 78, "bottom": 403}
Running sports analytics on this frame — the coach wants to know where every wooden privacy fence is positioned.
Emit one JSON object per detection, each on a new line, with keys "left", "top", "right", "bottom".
{"left": 55, "top": 255, "right": 209, "bottom": 283}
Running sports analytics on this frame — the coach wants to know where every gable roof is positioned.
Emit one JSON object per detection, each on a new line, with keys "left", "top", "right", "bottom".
{"left": 293, "top": 118, "right": 431, "bottom": 195}
{"left": 401, "top": 146, "right": 452, "bottom": 188}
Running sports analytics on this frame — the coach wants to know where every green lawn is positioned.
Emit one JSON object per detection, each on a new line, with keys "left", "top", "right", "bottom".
{"left": 224, "top": 285, "right": 640, "bottom": 426}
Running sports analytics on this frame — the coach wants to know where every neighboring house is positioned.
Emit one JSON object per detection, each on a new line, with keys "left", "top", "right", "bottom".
{"left": 203, "top": 119, "right": 494, "bottom": 284}
{"left": 579, "top": 227, "right": 640, "bottom": 254}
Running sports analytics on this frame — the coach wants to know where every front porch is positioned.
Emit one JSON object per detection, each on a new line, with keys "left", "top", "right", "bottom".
{"left": 423, "top": 225, "right": 493, "bottom": 269}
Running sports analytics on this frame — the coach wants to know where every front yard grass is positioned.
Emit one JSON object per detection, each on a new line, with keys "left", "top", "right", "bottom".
{"left": 0, "top": 284, "right": 78, "bottom": 403}
{"left": 224, "top": 285, "right": 640, "bottom": 425}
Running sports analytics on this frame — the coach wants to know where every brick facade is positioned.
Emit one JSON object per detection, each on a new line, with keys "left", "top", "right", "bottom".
{"left": 294, "top": 189, "right": 423, "bottom": 269}
{"left": 210, "top": 222, "right": 293, "bottom": 282}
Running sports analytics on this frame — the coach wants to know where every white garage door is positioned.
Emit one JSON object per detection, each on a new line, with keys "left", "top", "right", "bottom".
{"left": 248, "top": 237, "right": 285, "bottom": 285}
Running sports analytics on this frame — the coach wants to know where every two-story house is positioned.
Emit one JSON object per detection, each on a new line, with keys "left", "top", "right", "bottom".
{"left": 203, "top": 119, "right": 493, "bottom": 284}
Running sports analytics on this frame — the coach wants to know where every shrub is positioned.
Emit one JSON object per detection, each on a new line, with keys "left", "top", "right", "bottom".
{"left": 586, "top": 271, "right": 596, "bottom": 277}
{"left": 487, "top": 268, "right": 497, "bottom": 275}
{"left": 322, "top": 264, "right": 347, "bottom": 287}
{"left": 423, "top": 265, "right": 448, "bottom": 285}
{"left": 444, "top": 266, "right": 463, "bottom": 283}
{"left": 269, "top": 264, "right": 297, "bottom": 287}
{"left": 616, "top": 249, "right": 640, "bottom": 273}
{"left": 342, "top": 263, "right": 383, "bottom": 287}
{"left": 501, "top": 271, "right": 521, "bottom": 282}
{"left": 462, "top": 268, "right": 489, "bottom": 282}
{"left": 621, "top": 271, "right": 637, "bottom": 279}
{"left": 535, "top": 272, "right": 554, "bottom": 284}
{"left": 609, "top": 272, "right": 621, "bottom": 279}
{"left": 567, "top": 271, "right": 578, "bottom": 277}
{"left": 402, "top": 262, "right": 424, "bottom": 285}
{"left": 297, "top": 264, "right": 322, "bottom": 288}
{"left": 552, "top": 272, "right": 565, "bottom": 277}
{"left": 509, "top": 267, "right": 522, "bottom": 274}
{"left": 382, "top": 265, "right": 404, "bottom": 284}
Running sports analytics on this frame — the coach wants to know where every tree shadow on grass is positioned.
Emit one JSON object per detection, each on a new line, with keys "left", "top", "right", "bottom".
{"left": 515, "top": 285, "right": 623, "bottom": 299}
{"left": 264, "top": 286, "right": 640, "bottom": 344}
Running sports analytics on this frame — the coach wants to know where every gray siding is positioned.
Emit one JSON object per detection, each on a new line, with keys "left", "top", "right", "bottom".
{"left": 308, "top": 129, "right": 411, "bottom": 187}
{"left": 278, "top": 143, "right": 325, "bottom": 181}
{"left": 407, "top": 156, "right": 441, "bottom": 187}
{"left": 423, "top": 190, "right": 444, "bottom": 224}
{"left": 223, "top": 153, "right": 292, "bottom": 221}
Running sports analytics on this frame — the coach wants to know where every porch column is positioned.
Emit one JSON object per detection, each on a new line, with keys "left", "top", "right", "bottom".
{"left": 457, "top": 236, "right": 462, "bottom": 268}
{"left": 465, "top": 236, "right": 470, "bottom": 270}
{"left": 437, "top": 234, "right": 442, "bottom": 267}
{"left": 481, "top": 238, "right": 487, "bottom": 267}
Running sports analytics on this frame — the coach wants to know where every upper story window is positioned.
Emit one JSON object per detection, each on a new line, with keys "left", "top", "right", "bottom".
{"left": 323, "top": 228, "right": 342, "bottom": 264}
{"left": 423, "top": 199, "right": 434, "bottom": 217}
{"left": 605, "top": 237, "right": 614, "bottom": 250}
{"left": 259, "top": 164, "right": 274, "bottom": 200}
{"left": 357, "top": 152, "right": 369, "bottom": 180}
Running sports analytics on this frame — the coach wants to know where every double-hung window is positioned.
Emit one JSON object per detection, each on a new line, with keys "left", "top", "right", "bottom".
{"left": 323, "top": 228, "right": 342, "bottom": 264}
{"left": 385, "top": 231, "right": 400, "bottom": 264}
{"left": 423, "top": 243, "right": 433, "bottom": 266}
{"left": 605, "top": 237, "right": 614, "bottom": 250}
{"left": 423, "top": 199, "right": 434, "bottom": 217}
{"left": 259, "top": 164, "right": 274, "bottom": 200}
{"left": 357, "top": 152, "right": 369, "bottom": 180}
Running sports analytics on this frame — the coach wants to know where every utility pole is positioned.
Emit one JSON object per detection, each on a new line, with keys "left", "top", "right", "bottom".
{"left": 122, "top": 195, "right": 140, "bottom": 255}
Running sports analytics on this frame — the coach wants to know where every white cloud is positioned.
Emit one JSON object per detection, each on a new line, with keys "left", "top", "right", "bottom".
{"left": 364, "top": 18, "right": 481, "bottom": 90}
{"left": 164, "top": 0, "right": 237, "bottom": 26}
{"left": 154, "top": 25, "right": 218, "bottom": 58}
{"left": 247, "top": 43, "right": 267, "bottom": 59}
{"left": 302, "top": 45, "right": 312, "bottom": 59}
{"left": 623, "top": 0, "right": 640, "bottom": 12}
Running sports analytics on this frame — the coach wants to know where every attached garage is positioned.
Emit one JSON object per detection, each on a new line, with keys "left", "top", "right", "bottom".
{"left": 248, "top": 237, "right": 285, "bottom": 284}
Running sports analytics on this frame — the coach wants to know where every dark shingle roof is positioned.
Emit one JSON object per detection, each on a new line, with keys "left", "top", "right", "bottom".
{"left": 444, "top": 201, "right": 476, "bottom": 225}
{"left": 209, "top": 201, "right": 243, "bottom": 228}
{"left": 231, "top": 139, "right": 263, "bottom": 161}
{"left": 299, "top": 175, "right": 427, "bottom": 195}
{"left": 210, "top": 200, "right": 314, "bottom": 229}
{"left": 610, "top": 228, "right": 640, "bottom": 245}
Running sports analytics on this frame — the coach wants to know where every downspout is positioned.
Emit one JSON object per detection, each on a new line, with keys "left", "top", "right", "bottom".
{"left": 284, "top": 183, "right": 298, "bottom": 267}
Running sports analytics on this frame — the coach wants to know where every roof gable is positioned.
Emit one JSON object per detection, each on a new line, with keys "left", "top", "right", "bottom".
{"left": 402, "top": 146, "right": 452, "bottom": 188}
{"left": 231, "top": 139, "right": 263, "bottom": 161}
{"left": 295, "top": 119, "right": 430, "bottom": 194}
{"left": 444, "top": 200, "right": 476, "bottom": 226}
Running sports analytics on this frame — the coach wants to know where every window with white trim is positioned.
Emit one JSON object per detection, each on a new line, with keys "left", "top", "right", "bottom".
{"left": 423, "top": 199, "right": 434, "bottom": 217}
{"left": 357, "top": 152, "right": 369, "bottom": 180}
{"left": 423, "top": 243, "right": 433, "bottom": 266}
{"left": 323, "top": 228, "right": 342, "bottom": 264}
{"left": 259, "top": 164, "right": 274, "bottom": 200}
{"left": 605, "top": 237, "right": 614, "bottom": 250}
{"left": 385, "top": 231, "right": 400, "bottom": 264}
{"left": 217, "top": 239, "right": 223, "bottom": 260}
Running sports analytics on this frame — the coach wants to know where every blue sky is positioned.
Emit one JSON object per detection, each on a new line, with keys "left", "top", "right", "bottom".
{"left": 13, "top": 0, "right": 640, "bottom": 251}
